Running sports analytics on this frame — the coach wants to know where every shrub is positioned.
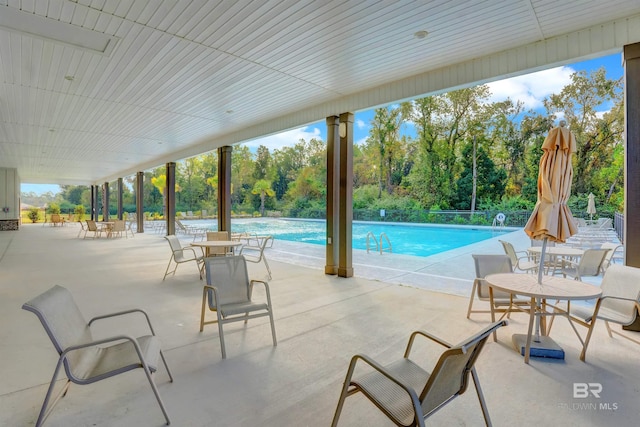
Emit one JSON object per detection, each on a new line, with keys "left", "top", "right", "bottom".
{"left": 74, "top": 205, "right": 86, "bottom": 221}
{"left": 28, "top": 207, "right": 40, "bottom": 223}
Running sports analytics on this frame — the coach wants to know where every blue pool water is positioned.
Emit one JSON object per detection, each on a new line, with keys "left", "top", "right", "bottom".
{"left": 188, "top": 218, "right": 511, "bottom": 257}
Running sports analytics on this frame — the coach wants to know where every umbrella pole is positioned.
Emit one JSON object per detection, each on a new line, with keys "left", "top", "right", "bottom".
{"left": 534, "top": 238, "right": 548, "bottom": 342}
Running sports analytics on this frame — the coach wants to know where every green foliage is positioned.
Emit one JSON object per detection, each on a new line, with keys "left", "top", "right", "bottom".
{"left": 74, "top": 205, "right": 85, "bottom": 221}
{"left": 48, "top": 203, "right": 61, "bottom": 214}
{"left": 28, "top": 207, "right": 40, "bottom": 223}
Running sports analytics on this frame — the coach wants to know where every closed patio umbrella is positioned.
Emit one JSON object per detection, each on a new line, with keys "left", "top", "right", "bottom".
{"left": 587, "top": 192, "right": 597, "bottom": 221}
{"left": 522, "top": 121, "right": 578, "bottom": 356}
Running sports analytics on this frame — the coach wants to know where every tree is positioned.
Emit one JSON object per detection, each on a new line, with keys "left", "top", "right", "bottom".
{"left": 251, "top": 179, "right": 275, "bottom": 216}
{"left": 544, "top": 68, "right": 623, "bottom": 194}
{"left": 366, "top": 106, "right": 403, "bottom": 197}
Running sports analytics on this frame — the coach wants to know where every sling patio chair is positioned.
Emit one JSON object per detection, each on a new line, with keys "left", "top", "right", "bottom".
{"left": 205, "top": 231, "right": 233, "bottom": 257}
{"left": 467, "top": 254, "right": 529, "bottom": 322}
{"left": 22, "top": 285, "right": 173, "bottom": 426}
{"left": 200, "top": 255, "right": 277, "bottom": 359}
{"left": 548, "top": 264, "right": 640, "bottom": 361}
{"left": 331, "top": 320, "right": 507, "bottom": 427}
{"left": 83, "top": 219, "right": 106, "bottom": 239}
{"left": 560, "top": 248, "right": 610, "bottom": 280}
{"left": 163, "top": 235, "right": 204, "bottom": 280}
{"left": 499, "top": 240, "right": 538, "bottom": 273}
{"left": 239, "top": 235, "right": 274, "bottom": 280}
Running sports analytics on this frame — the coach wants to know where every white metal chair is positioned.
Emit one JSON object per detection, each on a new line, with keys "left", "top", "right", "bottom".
{"left": 331, "top": 321, "right": 507, "bottom": 427}
{"left": 200, "top": 255, "right": 277, "bottom": 359}
{"left": 22, "top": 285, "right": 173, "bottom": 426}
{"left": 163, "top": 235, "right": 204, "bottom": 280}
{"left": 560, "top": 248, "right": 609, "bottom": 280}
{"left": 499, "top": 240, "right": 538, "bottom": 273}
{"left": 467, "top": 254, "right": 528, "bottom": 320}
{"left": 549, "top": 265, "right": 640, "bottom": 361}
{"left": 239, "top": 235, "right": 273, "bottom": 280}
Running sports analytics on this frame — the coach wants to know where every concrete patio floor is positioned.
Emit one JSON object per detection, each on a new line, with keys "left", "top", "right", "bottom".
{"left": 1, "top": 223, "right": 638, "bottom": 426}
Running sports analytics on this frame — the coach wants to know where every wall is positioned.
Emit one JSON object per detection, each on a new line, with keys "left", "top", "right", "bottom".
{"left": 0, "top": 168, "right": 20, "bottom": 230}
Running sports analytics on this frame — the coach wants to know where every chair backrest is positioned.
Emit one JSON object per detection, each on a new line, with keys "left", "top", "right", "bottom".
{"left": 472, "top": 254, "right": 513, "bottom": 299}
{"left": 419, "top": 321, "right": 506, "bottom": 417}
{"left": 578, "top": 248, "right": 609, "bottom": 277}
{"left": 498, "top": 240, "right": 517, "bottom": 265}
{"left": 596, "top": 218, "right": 612, "bottom": 229}
{"left": 86, "top": 219, "right": 97, "bottom": 231}
{"left": 600, "top": 242, "right": 622, "bottom": 269}
{"left": 165, "top": 235, "right": 183, "bottom": 251}
{"left": 599, "top": 265, "right": 640, "bottom": 323}
{"left": 206, "top": 231, "right": 231, "bottom": 255}
{"left": 174, "top": 219, "right": 187, "bottom": 231}
{"left": 22, "top": 286, "right": 93, "bottom": 379}
{"left": 204, "top": 256, "right": 251, "bottom": 309}
{"left": 113, "top": 219, "right": 126, "bottom": 232}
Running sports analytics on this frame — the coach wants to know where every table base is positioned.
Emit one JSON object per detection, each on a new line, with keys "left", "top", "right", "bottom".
{"left": 513, "top": 334, "right": 565, "bottom": 360}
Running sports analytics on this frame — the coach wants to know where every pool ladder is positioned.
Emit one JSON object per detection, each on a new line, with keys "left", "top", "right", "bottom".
{"left": 366, "top": 232, "right": 392, "bottom": 255}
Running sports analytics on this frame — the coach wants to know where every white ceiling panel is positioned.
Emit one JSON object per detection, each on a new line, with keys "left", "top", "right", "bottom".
{"left": 1, "top": 0, "right": 640, "bottom": 185}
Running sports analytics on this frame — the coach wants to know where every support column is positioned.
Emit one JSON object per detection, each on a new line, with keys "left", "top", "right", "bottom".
{"left": 624, "top": 43, "right": 640, "bottom": 267}
{"left": 218, "top": 146, "right": 232, "bottom": 233}
{"left": 325, "top": 115, "right": 340, "bottom": 275}
{"left": 136, "top": 171, "right": 144, "bottom": 233}
{"left": 102, "top": 182, "right": 109, "bottom": 221}
{"left": 117, "top": 177, "right": 123, "bottom": 220}
{"left": 91, "top": 185, "right": 97, "bottom": 221}
{"left": 166, "top": 162, "right": 176, "bottom": 236}
{"left": 338, "top": 112, "right": 354, "bottom": 278}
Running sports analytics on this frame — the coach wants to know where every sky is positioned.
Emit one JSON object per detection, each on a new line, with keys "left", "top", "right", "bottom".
{"left": 21, "top": 53, "right": 623, "bottom": 196}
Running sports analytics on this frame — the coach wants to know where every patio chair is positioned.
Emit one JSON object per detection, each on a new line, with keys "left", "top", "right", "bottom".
{"left": 205, "top": 231, "right": 232, "bottom": 256}
{"left": 548, "top": 265, "right": 640, "bottom": 361}
{"left": 84, "top": 219, "right": 105, "bottom": 239}
{"left": 467, "top": 254, "right": 528, "bottom": 320}
{"left": 331, "top": 320, "right": 507, "bottom": 427}
{"left": 163, "top": 235, "right": 204, "bottom": 280}
{"left": 600, "top": 242, "right": 623, "bottom": 271}
{"left": 109, "top": 219, "right": 126, "bottom": 238}
{"left": 560, "top": 248, "right": 609, "bottom": 280}
{"left": 239, "top": 235, "right": 273, "bottom": 280}
{"left": 200, "top": 255, "right": 277, "bottom": 359}
{"left": 22, "top": 285, "right": 173, "bottom": 426}
{"left": 499, "top": 240, "right": 538, "bottom": 273}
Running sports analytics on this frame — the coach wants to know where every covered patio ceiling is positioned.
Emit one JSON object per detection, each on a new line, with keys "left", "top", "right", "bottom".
{"left": 1, "top": 0, "right": 640, "bottom": 186}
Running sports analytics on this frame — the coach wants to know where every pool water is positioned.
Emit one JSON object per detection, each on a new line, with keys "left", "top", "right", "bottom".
{"left": 188, "top": 218, "right": 510, "bottom": 257}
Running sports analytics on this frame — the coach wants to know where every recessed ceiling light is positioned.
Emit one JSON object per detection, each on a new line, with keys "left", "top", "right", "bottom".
{"left": 414, "top": 30, "right": 429, "bottom": 39}
{"left": 64, "top": 75, "right": 74, "bottom": 81}
{"left": 48, "top": 129, "right": 55, "bottom": 132}
{"left": 226, "top": 110, "right": 234, "bottom": 114}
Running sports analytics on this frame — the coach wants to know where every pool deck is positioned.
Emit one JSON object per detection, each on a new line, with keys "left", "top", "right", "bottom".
{"left": 1, "top": 224, "right": 638, "bottom": 426}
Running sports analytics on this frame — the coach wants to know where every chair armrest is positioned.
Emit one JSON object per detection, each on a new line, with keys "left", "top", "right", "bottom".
{"left": 404, "top": 330, "right": 451, "bottom": 359}
{"left": 345, "top": 354, "right": 422, "bottom": 410}
{"left": 249, "top": 280, "right": 272, "bottom": 303}
{"left": 203, "top": 284, "right": 221, "bottom": 309}
{"left": 180, "top": 246, "right": 202, "bottom": 259}
{"left": 88, "top": 308, "right": 157, "bottom": 335}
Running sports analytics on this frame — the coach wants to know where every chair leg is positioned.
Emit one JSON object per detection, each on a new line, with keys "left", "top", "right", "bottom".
{"left": 471, "top": 367, "right": 492, "bottom": 427}
{"left": 163, "top": 256, "right": 176, "bottom": 281}
{"left": 35, "top": 356, "right": 71, "bottom": 427}
{"left": 269, "top": 309, "right": 278, "bottom": 347}
{"left": 331, "top": 357, "right": 358, "bottom": 427}
{"left": 159, "top": 350, "right": 174, "bottom": 383}
{"left": 200, "top": 287, "right": 208, "bottom": 332}
{"left": 140, "top": 359, "right": 171, "bottom": 425}
{"left": 580, "top": 320, "right": 598, "bottom": 361}
{"left": 263, "top": 256, "right": 272, "bottom": 280}
{"left": 466, "top": 281, "right": 478, "bottom": 319}
{"left": 217, "top": 314, "right": 227, "bottom": 359}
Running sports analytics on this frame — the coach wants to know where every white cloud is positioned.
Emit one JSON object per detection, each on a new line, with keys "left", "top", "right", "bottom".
{"left": 243, "top": 126, "right": 322, "bottom": 150}
{"left": 486, "top": 66, "right": 574, "bottom": 109}
{"left": 356, "top": 119, "right": 366, "bottom": 129}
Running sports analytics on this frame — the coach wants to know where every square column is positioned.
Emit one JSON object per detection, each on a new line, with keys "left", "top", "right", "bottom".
{"left": 136, "top": 172, "right": 144, "bottom": 232}
{"left": 218, "top": 146, "right": 232, "bottom": 233}
{"left": 325, "top": 116, "right": 340, "bottom": 275}
{"left": 166, "top": 162, "right": 176, "bottom": 236}
{"left": 338, "top": 112, "right": 354, "bottom": 278}
{"left": 624, "top": 43, "right": 640, "bottom": 267}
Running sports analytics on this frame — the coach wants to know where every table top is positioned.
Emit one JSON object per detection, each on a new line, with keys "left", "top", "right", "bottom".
{"left": 485, "top": 273, "right": 602, "bottom": 300}
{"left": 528, "top": 246, "right": 584, "bottom": 257}
{"left": 191, "top": 240, "right": 243, "bottom": 248}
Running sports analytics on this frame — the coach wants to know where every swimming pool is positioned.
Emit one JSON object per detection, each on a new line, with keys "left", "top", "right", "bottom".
{"left": 187, "top": 218, "right": 511, "bottom": 257}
